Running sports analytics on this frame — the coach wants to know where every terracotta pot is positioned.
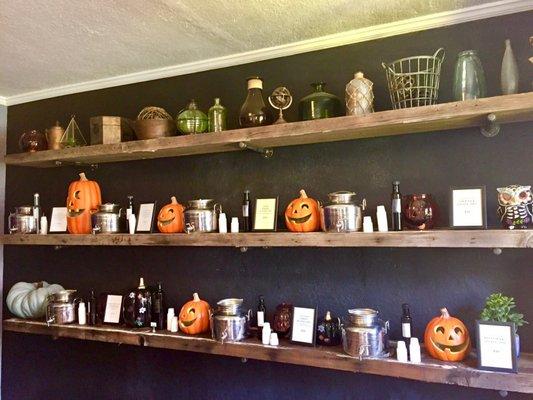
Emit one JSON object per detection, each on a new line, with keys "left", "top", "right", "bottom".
{"left": 134, "top": 119, "right": 176, "bottom": 140}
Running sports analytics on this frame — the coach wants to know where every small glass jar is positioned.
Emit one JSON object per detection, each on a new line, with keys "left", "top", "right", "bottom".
{"left": 208, "top": 98, "right": 227, "bottom": 132}
{"left": 298, "top": 82, "right": 342, "bottom": 121}
{"left": 19, "top": 130, "right": 48, "bottom": 152}
{"left": 452, "top": 50, "right": 486, "bottom": 101}
{"left": 402, "top": 194, "right": 437, "bottom": 230}
{"left": 176, "top": 100, "right": 208, "bottom": 134}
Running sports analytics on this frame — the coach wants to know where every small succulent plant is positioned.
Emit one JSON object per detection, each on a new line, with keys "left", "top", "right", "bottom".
{"left": 480, "top": 293, "right": 527, "bottom": 332}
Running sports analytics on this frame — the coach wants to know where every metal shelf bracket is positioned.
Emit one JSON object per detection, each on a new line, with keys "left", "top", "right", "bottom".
{"left": 480, "top": 113, "right": 500, "bottom": 137}
{"left": 238, "top": 142, "right": 273, "bottom": 158}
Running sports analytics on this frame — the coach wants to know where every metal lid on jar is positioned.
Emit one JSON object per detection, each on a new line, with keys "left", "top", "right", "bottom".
{"left": 217, "top": 298, "right": 244, "bottom": 315}
{"left": 98, "top": 203, "right": 121, "bottom": 213}
{"left": 15, "top": 206, "right": 33, "bottom": 215}
{"left": 188, "top": 199, "right": 214, "bottom": 209}
{"left": 328, "top": 191, "right": 356, "bottom": 204}
{"left": 347, "top": 308, "right": 379, "bottom": 326}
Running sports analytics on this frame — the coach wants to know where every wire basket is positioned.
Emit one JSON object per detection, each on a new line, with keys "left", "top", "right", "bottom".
{"left": 382, "top": 48, "right": 445, "bottom": 109}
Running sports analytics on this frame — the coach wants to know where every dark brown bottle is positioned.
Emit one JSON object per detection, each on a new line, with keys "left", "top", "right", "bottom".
{"left": 391, "top": 181, "right": 402, "bottom": 231}
{"left": 242, "top": 190, "right": 251, "bottom": 232}
{"left": 88, "top": 289, "right": 97, "bottom": 325}
{"left": 151, "top": 282, "right": 165, "bottom": 330}
{"left": 401, "top": 303, "right": 412, "bottom": 341}
{"left": 239, "top": 77, "right": 270, "bottom": 127}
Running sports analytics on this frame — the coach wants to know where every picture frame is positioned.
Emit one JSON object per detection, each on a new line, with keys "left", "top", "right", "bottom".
{"left": 136, "top": 202, "right": 157, "bottom": 233}
{"left": 449, "top": 186, "right": 487, "bottom": 229}
{"left": 252, "top": 197, "right": 279, "bottom": 232}
{"left": 476, "top": 320, "right": 518, "bottom": 373}
{"left": 49, "top": 207, "right": 68, "bottom": 233}
{"left": 290, "top": 306, "right": 317, "bottom": 346}
{"left": 99, "top": 294, "right": 123, "bottom": 324}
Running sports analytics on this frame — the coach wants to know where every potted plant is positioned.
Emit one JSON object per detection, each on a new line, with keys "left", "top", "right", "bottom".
{"left": 480, "top": 293, "right": 527, "bottom": 356}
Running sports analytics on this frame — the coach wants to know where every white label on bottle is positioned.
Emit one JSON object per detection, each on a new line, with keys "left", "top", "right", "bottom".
{"left": 402, "top": 323, "right": 411, "bottom": 338}
{"left": 392, "top": 199, "right": 401, "bottom": 213}
{"left": 126, "top": 208, "right": 132, "bottom": 220}
{"left": 257, "top": 311, "right": 265, "bottom": 327}
{"left": 242, "top": 204, "right": 249, "bottom": 217}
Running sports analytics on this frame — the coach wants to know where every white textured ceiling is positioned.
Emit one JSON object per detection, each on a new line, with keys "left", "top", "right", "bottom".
{"left": 0, "top": 0, "right": 508, "bottom": 100}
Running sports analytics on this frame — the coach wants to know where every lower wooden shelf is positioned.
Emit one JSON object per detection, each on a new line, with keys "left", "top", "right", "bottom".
{"left": 3, "top": 318, "right": 532, "bottom": 393}
{"left": 0, "top": 230, "right": 532, "bottom": 248}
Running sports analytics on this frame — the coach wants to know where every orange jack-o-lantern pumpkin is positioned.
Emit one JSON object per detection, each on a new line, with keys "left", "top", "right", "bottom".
{"left": 157, "top": 196, "right": 185, "bottom": 233}
{"left": 284, "top": 189, "right": 320, "bottom": 232}
{"left": 66, "top": 172, "right": 102, "bottom": 234}
{"left": 424, "top": 307, "right": 470, "bottom": 362}
{"left": 178, "top": 293, "right": 211, "bottom": 335}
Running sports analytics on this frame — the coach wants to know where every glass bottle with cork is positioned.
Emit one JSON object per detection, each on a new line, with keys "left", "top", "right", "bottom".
{"left": 239, "top": 77, "right": 270, "bottom": 128}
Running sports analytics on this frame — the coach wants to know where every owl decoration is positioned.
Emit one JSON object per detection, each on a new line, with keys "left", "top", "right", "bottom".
{"left": 497, "top": 185, "right": 533, "bottom": 229}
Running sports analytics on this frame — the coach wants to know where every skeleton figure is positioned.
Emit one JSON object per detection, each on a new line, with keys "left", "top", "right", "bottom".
{"left": 497, "top": 185, "right": 533, "bottom": 229}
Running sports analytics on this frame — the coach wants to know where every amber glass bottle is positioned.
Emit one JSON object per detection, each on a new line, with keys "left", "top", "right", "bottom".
{"left": 239, "top": 77, "right": 270, "bottom": 127}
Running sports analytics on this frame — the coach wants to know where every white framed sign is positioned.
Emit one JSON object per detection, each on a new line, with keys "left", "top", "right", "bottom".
{"left": 290, "top": 306, "right": 317, "bottom": 346}
{"left": 476, "top": 320, "right": 517, "bottom": 373}
{"left": 253, "top": 198, "right": 279, "bottom": 231}
{"left": 103, "top": 295, "right": 123, "bottom": 324}
{"left": 450, "top": 186, "right": 487, "bottom": 228}
{"left": 49, "top": 207, "right": 68, "bottom": 233}
{"left": 136, "top": 202, "right": 157, "bottom": 233}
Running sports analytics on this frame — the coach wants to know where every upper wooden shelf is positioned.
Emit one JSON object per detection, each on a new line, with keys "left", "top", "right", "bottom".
{"left": 5, "top": 93, "right": 533, "bottom": 168}
{"left": 4, "top": 319, "right": 532, "bottom": 393}
{"left": 1, "top": 230, "right": 531, "bottom": 248}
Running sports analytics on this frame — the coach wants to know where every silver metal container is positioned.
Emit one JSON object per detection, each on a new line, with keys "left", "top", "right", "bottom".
{"left": 92, "top": 203, "right": 123, "bottom": 234}
{"left": 342, "top": 308, "right": 389, "bottom": 359}
{"left": 46, "top": 290, "right": 79, "bottom": 325}
{"left": 8, "top": 206, "right": 37, "bottom": 234}
{"left": 322, "top": 191, "right": 366, "bottom": 232}
{"left": 184, "top": 199, "right": 221, "bottom": 233}
{"left": 211, "top": 298, "right": 251, "bottom": 343}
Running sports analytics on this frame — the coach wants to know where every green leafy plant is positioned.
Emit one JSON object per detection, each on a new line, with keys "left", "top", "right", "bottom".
{"left": 480, "top": 293, "right": 528, "bottom": 332}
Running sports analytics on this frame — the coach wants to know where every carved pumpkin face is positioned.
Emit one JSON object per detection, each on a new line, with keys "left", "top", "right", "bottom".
{"left": 178, "top": 293, "right": 211, "bottom": 335}
{"left": 157, "top": 196, "right": 185, "bottom": 233}
{"left": 66, "top": 172, "right": 102, "bottom": 234}
{"left": 285, "top": 190, "right": 320, "bottom": 232}
{"left": 424, "top": 308, "right": 470, "bottom": 362}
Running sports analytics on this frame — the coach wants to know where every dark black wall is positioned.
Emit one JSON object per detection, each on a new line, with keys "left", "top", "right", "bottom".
{"left": 3, "top": 12, "right": 532, "bottom": 400}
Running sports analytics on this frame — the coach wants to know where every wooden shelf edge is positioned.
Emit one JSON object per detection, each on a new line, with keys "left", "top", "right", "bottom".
{"left": 5, "top": 93, "right": 533, "bottom": 168}
{"left": 0, "top": 230, "right": 531, "bottom": 248}
{"left": 3, "top": 319, "right": 532, "bottom": 393}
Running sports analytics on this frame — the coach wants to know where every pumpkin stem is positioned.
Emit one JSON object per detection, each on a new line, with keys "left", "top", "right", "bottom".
{"left": 170, "top": 196, "right": 178, "bottom": 204}
{"left": 79, "top": 172, "right": 88, "bottom": 181}
{"left": 35, "top": 281, "right": 43, "bottom": 289}
{"left": 440, "top": 308, "right": 450, "bottom": 318}
{"left": 299, "top": 189, "right": 308, "bottom": 199}
{"left": 193, "top": 292, "right": 200, "bottom": 302}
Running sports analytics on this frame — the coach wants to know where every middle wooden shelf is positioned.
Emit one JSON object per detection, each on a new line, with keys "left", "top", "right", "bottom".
{"left": 0, "top": 230, "right": 531, "bottom": 248}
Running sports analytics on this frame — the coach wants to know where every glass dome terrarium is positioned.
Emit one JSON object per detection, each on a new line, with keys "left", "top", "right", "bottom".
{"left": 176, "top": 99, "right": 208, "bottom": 134}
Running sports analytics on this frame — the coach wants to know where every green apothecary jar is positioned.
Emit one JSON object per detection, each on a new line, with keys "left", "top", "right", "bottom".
{"left": 208, "top": 98, "right": 227, "bottom": 132}
{"left": 176, "top": 99, "right": 208, "bottom": 134}
{"left": 298, "top": 82, "right": 342, "bottom": 121}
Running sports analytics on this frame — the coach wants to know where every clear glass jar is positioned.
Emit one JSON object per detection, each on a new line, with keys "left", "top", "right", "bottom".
{"left": 453, "top": 50, "right": 487, "bottom": 101}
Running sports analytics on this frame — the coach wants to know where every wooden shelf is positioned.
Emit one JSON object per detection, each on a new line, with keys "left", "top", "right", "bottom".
{"left": 5, "top": 93, "right": 533, "bottom": 168}
{"left": 4, "top": 319, "right": 531, "bottom": 393}
{"left": 0, "top": 230, "right": 532, "bottom": 248}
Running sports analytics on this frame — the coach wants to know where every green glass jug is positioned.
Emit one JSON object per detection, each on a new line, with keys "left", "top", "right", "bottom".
{"left": 176, "top": 99, "right": 208, "bottom": 134}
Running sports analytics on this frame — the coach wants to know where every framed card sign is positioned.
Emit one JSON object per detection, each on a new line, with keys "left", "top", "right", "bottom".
{"left": 290, "top": 306, "right": 317, "bottom": 346}
{"left": 136, "top": 202, "right": 157, "bottom": 233}
{"left": 101, "top": 294, "right": 123, "bottom": 324}
{"left": 253, "top": 198, "right": 278, "bottom": 231}
{"left": 450, "top": 186, "right": 487, "bottom": 228}
{"left": 49, "top": 207, "right": 68, "bottom": 233}
{"left": 476, "top": 320, "right": 518, "bottom": 373}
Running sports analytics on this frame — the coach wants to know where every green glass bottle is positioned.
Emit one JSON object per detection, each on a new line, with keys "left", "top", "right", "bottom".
{"left": 208, "top": 98, "right": 227, "bottom": 132}
{"left": 176, "top": 99, "right": 208, "bottom": 134}
{"left": 298, "top": 82, "right": 342, "bottom": 121}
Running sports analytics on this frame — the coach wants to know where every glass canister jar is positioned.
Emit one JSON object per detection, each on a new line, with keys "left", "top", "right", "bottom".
{"left": 452, "top": 50, "right": 487, "bottom": 101}
{"left": 176, "top": 99, "right": 208, "bottom": 134}
{"left": 402, "top": 194, "right": 438, "bottom": 230}
{"left": 19, "top": 130, "right": 48, "bottom": 152}
{"left": 208, "top": 98, "right": 227, "bottom": 132}
{"left": 298, "top": 82, "right": 342, "bottom": 121}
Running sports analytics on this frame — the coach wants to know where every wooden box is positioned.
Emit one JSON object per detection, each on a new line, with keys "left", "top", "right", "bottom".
{"left": 90, "top": 116, "right": 135, "bottom": 145}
